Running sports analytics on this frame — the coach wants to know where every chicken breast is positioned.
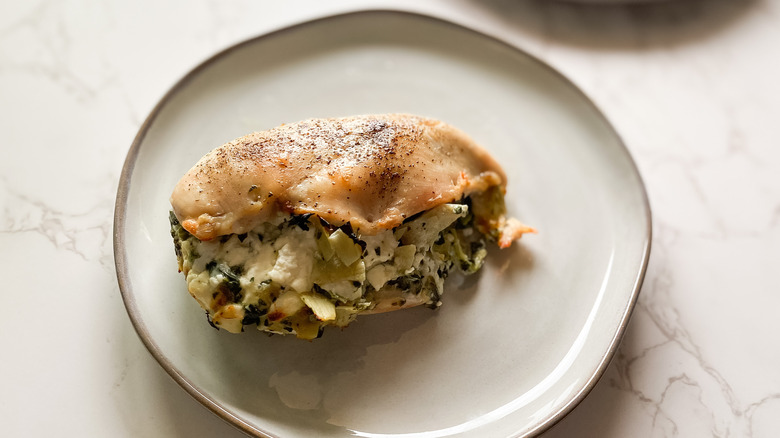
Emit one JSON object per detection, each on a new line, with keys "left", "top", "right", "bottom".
{"left": 169, "top": 114, "right": 534, "bottom": 339}
{"left": 171, "top": 114, "right": 509, "bottom": 241}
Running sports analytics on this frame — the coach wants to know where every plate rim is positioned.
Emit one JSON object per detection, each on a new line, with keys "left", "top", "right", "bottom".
{"left": 113, "top": 8, "right": 652, "bottom": 438}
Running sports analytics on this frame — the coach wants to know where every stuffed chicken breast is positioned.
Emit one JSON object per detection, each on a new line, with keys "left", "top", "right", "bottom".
{"left": 169, "top": 114, "right": 534, "bottom": 339}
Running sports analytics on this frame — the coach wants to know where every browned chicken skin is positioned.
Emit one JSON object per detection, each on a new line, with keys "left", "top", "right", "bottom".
{"left": 171, "top": 114, "right": 519, "bottom": 241}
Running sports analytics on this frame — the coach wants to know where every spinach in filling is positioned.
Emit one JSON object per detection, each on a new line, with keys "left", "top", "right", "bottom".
{"left": 169, "top": 199, "right": 491, "bottom": 339}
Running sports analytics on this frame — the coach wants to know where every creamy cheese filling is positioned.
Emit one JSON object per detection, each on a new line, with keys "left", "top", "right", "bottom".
{"left": 170, "top": 200, "right": 489, "bottom": 339}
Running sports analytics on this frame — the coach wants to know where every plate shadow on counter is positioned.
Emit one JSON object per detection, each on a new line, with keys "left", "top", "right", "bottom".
{"left": 462, "top": 0, "right": 759, "bottom": 50}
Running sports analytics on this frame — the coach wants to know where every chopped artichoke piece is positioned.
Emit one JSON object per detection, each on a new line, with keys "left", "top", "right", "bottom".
{"left": 398, "top": 204, "right": 468, "bottom": 248}
{"left": 328, "top": 228, "right": 362, "bottom": 265}
{"left": 300, "top": 293, "right": 337, "bottom": 321}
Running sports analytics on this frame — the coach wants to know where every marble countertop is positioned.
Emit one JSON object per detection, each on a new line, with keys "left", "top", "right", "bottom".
{"left": 2, "top": 0, "right": 778, "bottom": 436}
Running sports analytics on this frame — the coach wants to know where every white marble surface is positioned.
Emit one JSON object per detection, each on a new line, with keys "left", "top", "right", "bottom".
{"left": 1, "top": 0, "right": 778, "bottom": 436}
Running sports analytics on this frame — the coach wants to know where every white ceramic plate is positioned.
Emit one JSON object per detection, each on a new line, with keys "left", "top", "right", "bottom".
{"left": 115, "top": 10, "right": 650, "bottom": 438}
